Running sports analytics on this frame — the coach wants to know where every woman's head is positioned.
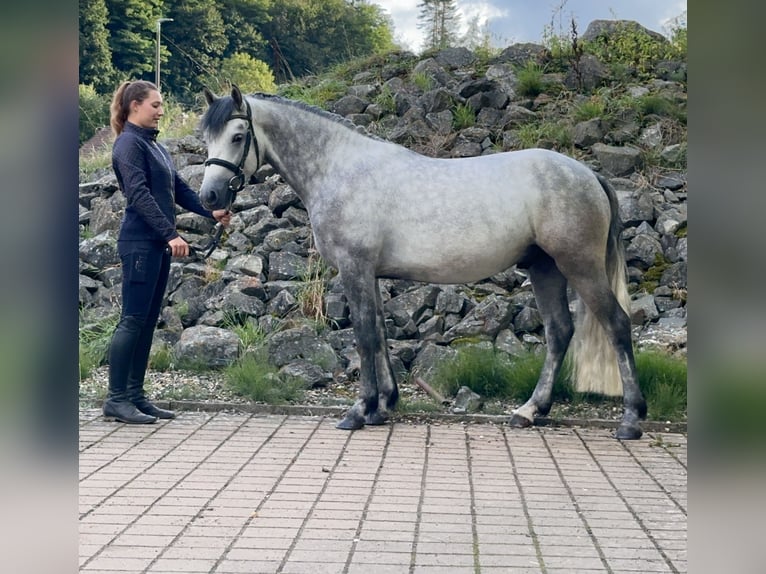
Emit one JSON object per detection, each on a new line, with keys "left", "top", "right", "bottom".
{"left": 110, "top": 80, "right": 163, "bottom": 136}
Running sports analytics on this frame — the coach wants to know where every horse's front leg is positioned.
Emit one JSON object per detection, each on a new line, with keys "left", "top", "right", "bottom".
{"left": 336, "top": 269, "right": 384, "bottom": 430}
{"left": 365, "top": 283, "right": 399, "bottom": 425}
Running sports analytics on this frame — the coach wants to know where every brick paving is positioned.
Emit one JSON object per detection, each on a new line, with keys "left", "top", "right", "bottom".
{"left": 79, "top": 409, "right": 687, "bottom": 573}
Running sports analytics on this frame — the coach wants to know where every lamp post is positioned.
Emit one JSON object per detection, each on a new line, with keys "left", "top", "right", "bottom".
{"left": 155, "top": 18, "right": 173, "bottom": 88}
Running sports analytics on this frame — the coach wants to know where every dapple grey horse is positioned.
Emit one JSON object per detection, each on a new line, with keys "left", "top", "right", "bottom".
{"left": 198, "top": 86, "right": 646, "bottom": 440}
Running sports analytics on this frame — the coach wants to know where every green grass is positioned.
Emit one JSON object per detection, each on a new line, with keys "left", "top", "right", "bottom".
{"left": 573, "top": 97, "right": 606, "bottom": 122}
{"left": 410, "top": 71, "right": 434, "bottom": 92}
{"left": 278, "top": 78, "right": 349, "bottom": 108}
{"left": 452, "top": 103, "right": 476, "bottom": 130}
{"left": 635, "top": 350, "right": 687, "bottom": 421}
{"left": 224, "top": 351, "right": 305, "bottom": 404}
{"left": 516, "top": 120, "right": 573, "bottom": 151}
{"left": 430, "top": 347, "right": 686, "bottom": 421}
{"left": 515, "top": 62, "right": 546, "bottom": 97}
{"left": 79, "top": 311, "right": 120, "bottom": 380}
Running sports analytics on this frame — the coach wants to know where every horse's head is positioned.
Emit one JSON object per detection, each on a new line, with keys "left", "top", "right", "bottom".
{"left": 199, "top": 85, "right": 260, "bottom": 211}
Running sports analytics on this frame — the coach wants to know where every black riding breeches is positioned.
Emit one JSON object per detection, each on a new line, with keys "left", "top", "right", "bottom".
{"left": 107, "top": 240, "right": 171, "bottom": 399}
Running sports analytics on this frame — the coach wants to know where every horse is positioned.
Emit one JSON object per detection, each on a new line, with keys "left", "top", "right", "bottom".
{"left": 198, "top": 85, "right": 647, "bottom": 440}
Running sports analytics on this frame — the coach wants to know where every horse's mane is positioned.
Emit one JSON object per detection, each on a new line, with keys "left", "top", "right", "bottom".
{"left": 200, "top": 92, "right": 385, "bottom": 143}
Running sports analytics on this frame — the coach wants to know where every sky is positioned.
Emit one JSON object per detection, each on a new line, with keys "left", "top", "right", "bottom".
{"left": 369, "top": 0, "right": 687, "bottom": 53}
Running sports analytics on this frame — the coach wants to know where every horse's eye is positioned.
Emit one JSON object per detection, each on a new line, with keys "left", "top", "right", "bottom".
{"left": 232, "top": 133, "right": 244, "bottom": 144}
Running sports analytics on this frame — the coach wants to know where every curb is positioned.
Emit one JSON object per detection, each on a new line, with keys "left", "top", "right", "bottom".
{"left": 80, "top": 399, "right": 687, "bottom": 434}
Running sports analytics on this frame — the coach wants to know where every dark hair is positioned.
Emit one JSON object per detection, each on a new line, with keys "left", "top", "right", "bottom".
{"left": 110, "top": 80, "right": 159, "bottom": 136}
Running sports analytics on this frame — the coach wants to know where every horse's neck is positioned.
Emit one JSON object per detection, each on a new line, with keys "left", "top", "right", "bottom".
{"left": 254, "top": 98, "right": 379, "bottom": 191}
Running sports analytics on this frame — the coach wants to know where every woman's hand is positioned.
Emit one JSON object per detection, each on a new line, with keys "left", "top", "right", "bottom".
{"left": 212, "top": 209, "right": 232, "bottom": 227}
{"left": 167, "top": 236, "right": 190, "bottom": 257}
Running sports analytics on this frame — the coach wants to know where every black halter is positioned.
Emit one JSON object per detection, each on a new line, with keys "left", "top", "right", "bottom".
{"left": 203, "top": 99, "right": 260, "bottom": 200}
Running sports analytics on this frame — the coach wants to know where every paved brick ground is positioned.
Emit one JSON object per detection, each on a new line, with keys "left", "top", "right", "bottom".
{"left": 79, "top": 409, "right": 687, "bottom": 573}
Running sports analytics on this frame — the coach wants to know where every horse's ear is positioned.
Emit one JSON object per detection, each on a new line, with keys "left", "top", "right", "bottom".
{"left": 231, "top": 84, "right": 243, "bottom": 108}
{"left": 203, "top": 87, "right": 216, "bottom": 106}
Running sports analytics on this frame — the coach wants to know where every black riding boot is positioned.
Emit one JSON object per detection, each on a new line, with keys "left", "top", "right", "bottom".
{"left": 103, "top": 316, "right": 157, "bottom": 424}
{"left": 125, "top": 319, "right": 176, "bottom": 420}
{"left": 128, "top": 373, "right": 176, "bottom": 419}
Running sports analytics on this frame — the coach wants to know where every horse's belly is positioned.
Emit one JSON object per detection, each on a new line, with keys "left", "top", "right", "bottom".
{"left": 378, "top": 231, "right": 530, "bottom": 284}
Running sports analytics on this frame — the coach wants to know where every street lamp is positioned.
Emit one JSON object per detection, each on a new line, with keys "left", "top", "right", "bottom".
{"left": 155, "top": 17, "right": 173, "bottom": 88}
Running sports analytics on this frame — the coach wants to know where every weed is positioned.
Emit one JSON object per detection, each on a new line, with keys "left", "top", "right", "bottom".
{"left": 516, "top": 62, "right": 547, "bottom": 97}
{"left": 410, "top": 71, "right": 434, "bottom": 92}
{"left": 297, "top": 250, "right": 334, "bottom": 326}
{"left": 374, "top": 85, "right": 397, "bottom": 114}
{"left": 148, "top": 344, "right": 174, "bottom": 372}
{"left": 573, "top": 97, "right": 606, "bottom": 122}
{"left": 452, "top": 103, "right": 476, "bottom": 130}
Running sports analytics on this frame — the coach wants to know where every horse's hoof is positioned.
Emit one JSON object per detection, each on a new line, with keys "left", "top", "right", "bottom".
{"left": 615, "top": 424, "right": 643, "bottom": 440}
{"left": 365, "top": 410, "right": 390, "bottom": 426}
{"left": 336, "top": 413, "right": 365, "bottom": 431}
{"left": 508, "top": 413, "right": 534, "bottom": 428}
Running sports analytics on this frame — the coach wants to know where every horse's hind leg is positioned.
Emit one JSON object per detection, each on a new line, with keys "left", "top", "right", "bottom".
{"left": 509, "top": 254, "right": 574, "bottom": 428}
{"left": 561, "top": 264, "right": 646, "bottom": 440}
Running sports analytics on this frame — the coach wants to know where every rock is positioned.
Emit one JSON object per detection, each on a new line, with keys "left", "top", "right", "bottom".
{"left": 174, "top": 325, "right": 240, "bottom": 368}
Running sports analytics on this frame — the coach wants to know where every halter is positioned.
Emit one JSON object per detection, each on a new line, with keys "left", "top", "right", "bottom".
{"left": 203, "top": 98, "right": 260, "bottom": 201}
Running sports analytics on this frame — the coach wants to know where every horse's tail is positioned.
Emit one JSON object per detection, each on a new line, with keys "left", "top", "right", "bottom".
{"left": 568, "top": 174, "right": 630, "bottom": 397}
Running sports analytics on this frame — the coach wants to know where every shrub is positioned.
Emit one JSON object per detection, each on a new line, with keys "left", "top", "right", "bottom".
{"left": 79, "top": 84, "right": 110, "bottom": 145}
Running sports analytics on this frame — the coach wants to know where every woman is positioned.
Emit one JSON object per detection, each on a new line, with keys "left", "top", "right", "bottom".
{"left": 104, "top": 80, "right": 230, "bottom": 424}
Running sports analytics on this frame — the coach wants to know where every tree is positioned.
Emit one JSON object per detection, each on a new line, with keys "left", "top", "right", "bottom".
{"left": 217, "top": 0, "right": 272, "bottom": 60}
{"left": 417, "top": 0, "right": 460, "bottom": 50}
{"left": 163, "top": 0, "right": 229, "bottom": 103}
{"left": 204, "top": 52, "right": 277, "bottom": 94}
{"left": 105, "top": 0, "right": 164, "bottom": 80}
{"left": 263, "top": 0, "right": 394, "bottom": 81}
{"left": 79, "top": 0, "right": 115, "bottom": 92}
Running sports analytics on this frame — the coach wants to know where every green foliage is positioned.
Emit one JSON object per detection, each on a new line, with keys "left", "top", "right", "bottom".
{"left": 224, "top": 350, "right": 305, "bottom": 404}
{"left": 515, "top": 62, "right": 547, "bottom": 97}
{"left": 164, "top": 0, "right": 229, "bottom": 101}
{"left": 583, "top": 22, "right": 685, "bottom": 78}
{"left": 79, "top": 84, "right": 111, "bottom": 145}
{"left": 79, "top": 0, "right": 115, "bottom": 91}
{"left": 263, "top": 0, "right": 395, "bottom": 82}
{"left": 204, "top": 52, "right": 277, "bottom": 95}
{"left": 158, "top": 95, "right": 200, "bottom": 139}
{"left": 104, "top": 0, "right": 163, "bottom": 79}
{"left": 452, "top": 103, "right": 476, "bottom": 130}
